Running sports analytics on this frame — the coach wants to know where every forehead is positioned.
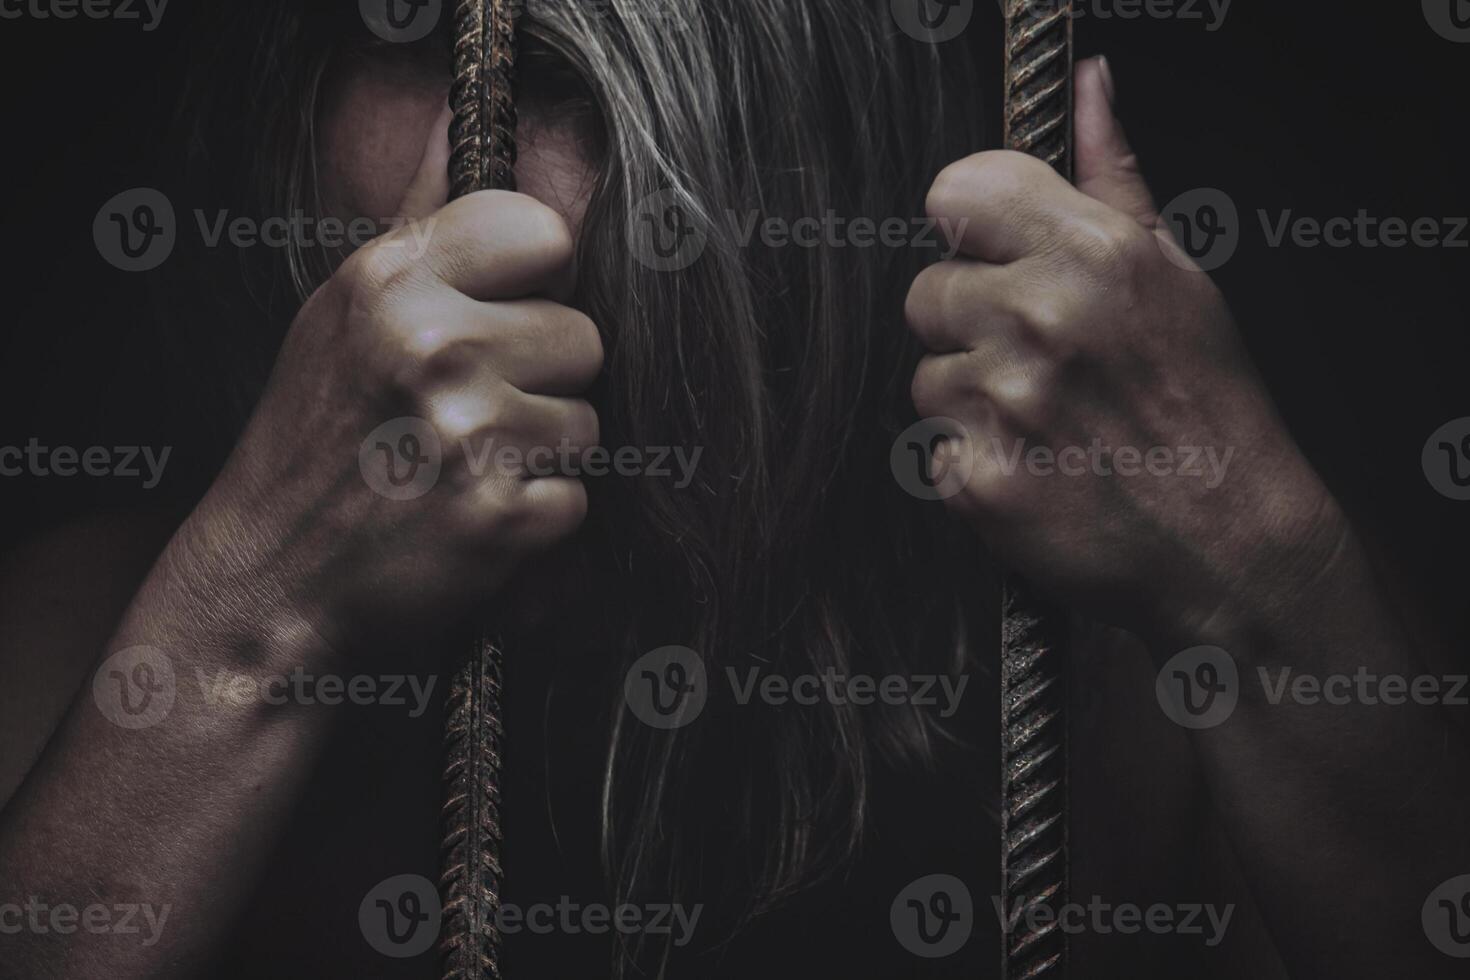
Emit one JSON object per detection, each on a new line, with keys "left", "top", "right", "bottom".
{"left": 316, "top": 48, "right": 598, "bottom": 237}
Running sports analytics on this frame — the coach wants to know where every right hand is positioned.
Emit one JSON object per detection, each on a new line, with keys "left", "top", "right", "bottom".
{"left": 171, "top": 120, "right": 602, "bottom": 656}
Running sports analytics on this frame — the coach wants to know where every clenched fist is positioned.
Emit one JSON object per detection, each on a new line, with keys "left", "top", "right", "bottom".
{"left": 905, "top": 58, "right": 1341, "bottom": 637}
{"left": 172, "top": 110, "right": 602, "bottom": 656}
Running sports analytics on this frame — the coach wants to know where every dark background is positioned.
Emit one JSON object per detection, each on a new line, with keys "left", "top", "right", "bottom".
{"left": 3, "top": 2, "right": 1466, "bottom": 616}
{"left": 0, "top": 2, "right": 1466, "bottom": 977}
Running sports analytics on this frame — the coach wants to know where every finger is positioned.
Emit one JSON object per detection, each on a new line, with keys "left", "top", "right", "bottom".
{"left": 500, "top": 394, "right": 601, "bottom": 479}
{"left": 383, "top": 295, "right": 603, "bottom": 399}
{"left": 910, "top": 334, "right": 1044, "bottom": 425}
{"left": 482, "top": 299, "right": 604, "bottom": 396}
{"left": 396, "top": 100, "right": 453, "bottom": 222}
{"left": 494, "top": 476, "right": 589, "bottom": 552}
{"left": 417, "top": 191, "right": 577, "bottom": 302}
{"left": 433, "top": 385, "right": 599, "bottom": 477}
{"left": 925, "top": 150, "right": 1078, "bottom": 263}
{"left": 905, "top": 260, "right": 1016, "bottom": 353}
{"left": 1074, "top": 56, "right": 1159, "bottom": 229}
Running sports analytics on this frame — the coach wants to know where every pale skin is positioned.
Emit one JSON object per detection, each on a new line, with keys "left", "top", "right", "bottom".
{"left": 0, "top": 53, "right": 1464, "bottom": 978}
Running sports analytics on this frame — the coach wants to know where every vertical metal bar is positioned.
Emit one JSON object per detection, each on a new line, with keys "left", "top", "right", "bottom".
{"left": 1000, "top": 2, "right": 1074, "bottom": 978}
{"left": 441, "top": 3, "right": 519, "bottom": 979}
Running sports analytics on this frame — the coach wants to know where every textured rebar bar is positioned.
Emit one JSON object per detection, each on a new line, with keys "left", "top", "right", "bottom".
{"left": 1003, "top": 0, "right": 1074, "bottom": 178}
{"left": 449, "top": 0, "right": 520, "bottom": 198}
{"left": 440, "top": 640, "right": 508, "bottom": 980}
{"left": 441, "top": 2, "right": 519, "bottom": 978}
{"left": 1000, "top": 3, "right": 1073, "bottom": 979}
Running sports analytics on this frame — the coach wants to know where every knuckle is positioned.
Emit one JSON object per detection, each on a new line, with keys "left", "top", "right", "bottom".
{"left": 926, "top": 160, "right": 973, "bottom": 219}
{"left": 992, "top": 369, "right": 1052, "bottom": 430}
{"left": 569, "top": 400, "right": 601, "bottom": 448}
{"left": 1017, "top": 294, "right": 1073, "bottom": 338}
{"left": 477, "top": 391, "right": 516, "bottom": 436}
{"left": 341, "top": 242, "right": 416, "bottom": 301}
{"left": 905, "top": 264, "right": 945, "bottom": 336}
{"left": 386, "top": 329, "right": 474, "bottom": 397}
{"left": 428, "top": 406, "right": 481, "bottom": 452}
{"left": 930, "top": 151, "right": 1047, "bottom": 217}
{"left": 563, "top": 309, "right": 605, "bottom": 379}
{"left": 534, "top": 211, "right": 577, "bottom": 270}
{"left": 493, "top": 191, "right": 575, "bottom": 268}
{"left": 1069, "top": 214, "right": 1147, "bottom": 272}
{"left": 910, "top": 359, "right": 948, "bottom": 417}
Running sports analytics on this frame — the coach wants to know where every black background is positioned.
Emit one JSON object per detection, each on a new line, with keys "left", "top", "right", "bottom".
{"left": 3, "top": 2, "right": 1466, "bottom": 617}
{"left": 0, "top": 2, "right": 1466, "bottom": 977}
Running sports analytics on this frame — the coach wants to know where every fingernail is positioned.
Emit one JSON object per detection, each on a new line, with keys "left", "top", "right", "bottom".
{"left": 1097, "top": 56, "right": 1117, "bottom": 107}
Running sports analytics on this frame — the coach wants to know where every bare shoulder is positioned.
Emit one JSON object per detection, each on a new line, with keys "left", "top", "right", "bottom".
{"left": 0, "top": 507, "right": 182, "bottom": 804}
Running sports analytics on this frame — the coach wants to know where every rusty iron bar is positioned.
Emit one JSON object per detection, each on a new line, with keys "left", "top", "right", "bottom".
{"left": 1000, "top": 2, "right": 1074, "bottom": 979}
{"left": 440, "top": 3, "right": 520, "bottom": 979}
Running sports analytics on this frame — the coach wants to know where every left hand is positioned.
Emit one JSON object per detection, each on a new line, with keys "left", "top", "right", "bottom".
{"left": 905, "top": 57, "right": 1342, "bottom": 637}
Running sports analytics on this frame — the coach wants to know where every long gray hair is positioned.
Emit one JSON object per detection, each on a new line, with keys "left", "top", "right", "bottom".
{"left": 173, "top": 0, "right": 994, "bottom": 971}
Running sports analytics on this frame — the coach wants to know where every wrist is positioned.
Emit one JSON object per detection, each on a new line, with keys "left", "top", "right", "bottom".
{"left": 1150, "top": 458, "right": 1353, "bottom": 657}
{"left": 133, "top": 508, "right": 347, "bottom": 677}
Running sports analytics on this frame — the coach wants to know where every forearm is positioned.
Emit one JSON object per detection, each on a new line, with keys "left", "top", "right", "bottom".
{"left": 1159, "top": 498, "right": 1470, "bottom": 978}
{"left": 0, "top": 528, "right": 342, "bottom": 980}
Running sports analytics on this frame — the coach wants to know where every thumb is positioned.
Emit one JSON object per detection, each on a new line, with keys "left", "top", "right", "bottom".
{"left": 395, "top": 99, "right": 453, "bottom": 221}
{"left": 1074, "top": 56, "right": 1158, "bottom": 229}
